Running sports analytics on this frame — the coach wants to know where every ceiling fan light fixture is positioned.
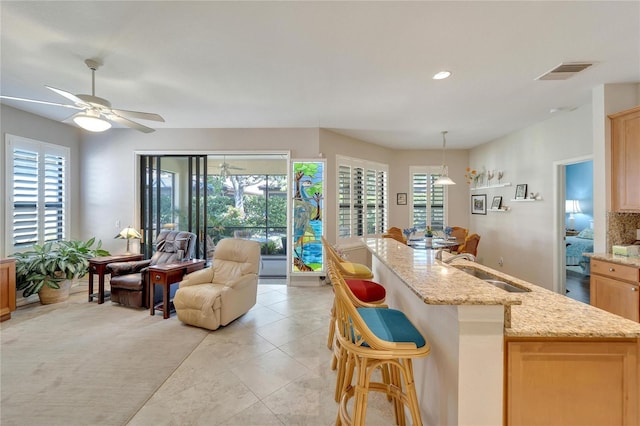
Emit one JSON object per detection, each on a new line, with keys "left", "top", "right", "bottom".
{"left": 73, "top": 112, "right": 111, "bottom": 132}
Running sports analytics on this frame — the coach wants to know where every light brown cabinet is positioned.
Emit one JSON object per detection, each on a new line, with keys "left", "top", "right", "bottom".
{"left": 610, "top": 105, "right": 640, "bottom": 212}
{"left": 0, "top": 258, "right": 17, "bottom": 321}
{"left": 505, "top": 338, "right": 639, "bottom": 426}
{"left": 590, "top": 258, "right": 639, "bottom": 322}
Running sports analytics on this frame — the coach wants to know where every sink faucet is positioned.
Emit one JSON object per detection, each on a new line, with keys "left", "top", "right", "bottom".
{"left": 436, "top": 250, "right": 476, "bottom": 263}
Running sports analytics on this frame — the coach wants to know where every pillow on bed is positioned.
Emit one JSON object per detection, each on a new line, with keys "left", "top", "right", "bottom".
{"left": 577, "top": 228, "right": 594, "bottom": 239}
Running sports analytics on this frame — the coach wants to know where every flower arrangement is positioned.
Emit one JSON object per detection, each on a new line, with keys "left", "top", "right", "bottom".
{"left": 403, "top": 227, "right": 417, "bottom": 239}
{"left": 464, "top": 167, "right": 478, "bottom": 185}
{"left": 425, "top": 226, "right": 433, "bottom": 237}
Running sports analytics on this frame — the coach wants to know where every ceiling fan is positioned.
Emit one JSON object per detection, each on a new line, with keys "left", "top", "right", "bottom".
{"left": 219, "top": 156, "right": 245, "bottom": 177}
{"left": 0, "top": 59, "right": 164, "bottom": 133}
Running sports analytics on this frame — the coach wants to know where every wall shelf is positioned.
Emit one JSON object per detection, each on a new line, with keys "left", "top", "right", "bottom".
{"left": 489, "top": 208, "right": 510, "bottom": 212}
{"left": 470, "top": 182, "right": 512, "bottom": 191}
{"left": 510, "top": 198, "right": 541, "bottom": 202}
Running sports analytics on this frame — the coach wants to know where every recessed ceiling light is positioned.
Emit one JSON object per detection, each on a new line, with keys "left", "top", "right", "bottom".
{"left": 433, "top": 71, "right": 451, "bottom": 80}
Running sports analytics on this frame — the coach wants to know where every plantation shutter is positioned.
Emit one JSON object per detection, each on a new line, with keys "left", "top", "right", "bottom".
{"left": 12, "top": 148, "right": 39, "bottom": 247}
{"left": 43, "top": 153, "right": 65, "bottom": 242}
{"left": 353, "top": 166, "right": 364, "bottom": 236}
{"left": 337, "top": 164, "right": 352, "bottom": 238}
{"left": 336, "top": 156, "right": 388, "bottom": 240}
{"left": 430, "top": 173, "right": 445, "bottom": 230}
{"left": 7, "top": 135, "right": 68, "bottom": 250}
{"left": 410, "top": 167, "right": 447, "bottom": 231}
{"left": 412, "top": 172, "right": 428, "bottom": 230}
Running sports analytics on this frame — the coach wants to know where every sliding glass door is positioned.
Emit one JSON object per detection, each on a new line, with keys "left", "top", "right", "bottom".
{"left": 139, "top": 155, "right": 208, "bottom": 260}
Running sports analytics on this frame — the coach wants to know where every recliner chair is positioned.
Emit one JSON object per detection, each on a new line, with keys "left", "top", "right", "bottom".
{"left": 107, "top": 230, "right": 197, "bottom": 308}
{"left": 173, "top": 238, "right": 260, "bottom": 330}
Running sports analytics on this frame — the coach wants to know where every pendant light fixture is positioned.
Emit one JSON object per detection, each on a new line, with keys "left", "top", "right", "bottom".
{"left": 434, "top": 130, "right": 456, "bottom": 185}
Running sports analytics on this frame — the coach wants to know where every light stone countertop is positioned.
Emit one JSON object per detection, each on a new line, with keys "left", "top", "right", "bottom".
{"left": 586, "top": 252, "right": 640, "bottom": 268}
{"left": 364, "top": 238, "right": 640, "bottom": 338}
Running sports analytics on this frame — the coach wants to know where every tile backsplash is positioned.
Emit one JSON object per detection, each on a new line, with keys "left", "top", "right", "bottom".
{"left": 607, "top": 212, "right": 640, "bottom": 251}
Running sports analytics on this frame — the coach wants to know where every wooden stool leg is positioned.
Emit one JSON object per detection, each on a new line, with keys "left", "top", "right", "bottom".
{"left": 391, "top": 363, "right": 407, "bottom": 426}
{"left": 327, "top": 299, "right": 336, "bottom": 349}
{"left": 402, "top": 359, "right": 423, "bottom": 426}
{"left": 353, "top": 356, "right": 370, "bottom": 426}
{"left": 334, "top": 345, "right": 349, "bottom": 402}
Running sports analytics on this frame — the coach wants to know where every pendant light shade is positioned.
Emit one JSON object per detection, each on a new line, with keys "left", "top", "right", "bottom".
{"left": 434, "top": 130, "right": 456, "bottom": 185}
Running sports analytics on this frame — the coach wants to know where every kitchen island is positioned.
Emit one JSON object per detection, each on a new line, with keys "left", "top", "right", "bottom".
{"left": 364, "top": 238, "right": 640, "bottom": 426}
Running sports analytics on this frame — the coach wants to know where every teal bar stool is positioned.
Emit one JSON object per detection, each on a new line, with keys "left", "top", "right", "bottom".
{"left": 328, "top": 260, "right": 431, "bottom": 426}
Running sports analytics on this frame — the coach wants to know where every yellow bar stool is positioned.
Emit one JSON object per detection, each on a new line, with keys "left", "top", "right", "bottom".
{"left": 328, "top": 261, "right": 431, "bottom": 426}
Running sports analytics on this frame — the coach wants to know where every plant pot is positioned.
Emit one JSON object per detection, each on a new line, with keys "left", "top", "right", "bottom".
{"left": 425, "top": 237, "right": 433, "bottom": 248}
{"left": 38, "top": 279, "right": 73, "bottom": 304}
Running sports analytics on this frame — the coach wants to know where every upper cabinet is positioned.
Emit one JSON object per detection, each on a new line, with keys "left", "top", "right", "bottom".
{"left": 610, "top": 106, "right": 640, "bottom": 212}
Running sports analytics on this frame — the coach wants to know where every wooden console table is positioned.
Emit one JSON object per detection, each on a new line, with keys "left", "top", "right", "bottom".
{"left": 149, "top": 259, "right": 206, "bottom": 319}
{"left": 88, "top": 254, "right": 144, "bottom": 304}
{"left": 0, "top": 258, "right": 17, "bottom": 322}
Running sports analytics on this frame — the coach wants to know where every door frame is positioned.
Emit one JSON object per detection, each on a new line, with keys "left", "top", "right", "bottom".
{"left": 552, "top": 154, "right": 593, "bottom": 295}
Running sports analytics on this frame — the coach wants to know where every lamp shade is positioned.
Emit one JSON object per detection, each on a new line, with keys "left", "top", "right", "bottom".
{"left": 565, "top": 200, "right": 581, "bottom": 214}
{"left": 115, "top": 226, "right": 142, "bottom": 253}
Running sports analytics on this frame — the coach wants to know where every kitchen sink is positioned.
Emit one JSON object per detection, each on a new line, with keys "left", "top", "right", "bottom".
{"left": 452, "top": 265, "right": 530, "bottom": 293}
{"left": 482, "top": 279, "right": 530, "bottom": 293}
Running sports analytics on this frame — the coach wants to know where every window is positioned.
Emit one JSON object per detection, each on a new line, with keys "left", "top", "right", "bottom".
{"left": 5, "top": 135, "right": 69, "bottom": 251}
{"left": 410, "top": 166, "right": 446, "bottom": 231}
{"left": 337, "top": 156, "right": 388, "bottom": 240}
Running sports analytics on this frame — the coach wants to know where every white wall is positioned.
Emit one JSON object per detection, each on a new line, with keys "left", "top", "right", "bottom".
{"left": 467, "top": 82, "right": 640, "bottom": 291}
{"left": 0, "top": 105, "right": 83, "bottom": 258}
{"left": 468, "top": 103, "right": 593, "bottom": 290}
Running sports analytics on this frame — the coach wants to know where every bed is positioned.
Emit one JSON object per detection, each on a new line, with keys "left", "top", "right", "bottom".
{"left": 566, "top": 228, "right": 593, "bottom": 274}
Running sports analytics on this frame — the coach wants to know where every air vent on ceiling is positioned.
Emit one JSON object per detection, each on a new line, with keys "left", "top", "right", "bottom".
{"left": 536, "top": 62, "right": 595, "bottom": 81}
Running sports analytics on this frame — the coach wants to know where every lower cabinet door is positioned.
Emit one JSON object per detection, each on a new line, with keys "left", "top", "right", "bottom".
{"left": 591, "top": 274, "right": 639, "bottom": 322}
{"left": 506, "top": 339, "right": 639, "bottom": 426}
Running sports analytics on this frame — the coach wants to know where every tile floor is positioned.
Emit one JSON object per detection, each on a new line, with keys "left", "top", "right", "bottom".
{"left": 126, "top": 282, "right": 398, "bottom": 425}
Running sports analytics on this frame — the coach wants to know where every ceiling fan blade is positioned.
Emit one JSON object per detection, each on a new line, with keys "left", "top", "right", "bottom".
{"left": 108, "top": 114, "right": 155, "bottom": 133}
{"left": 45, "top": 85, "right": 88, "bottom": 106}
{"left": 111, "top": 108, "right": 165, "bottom": 122}
{"left": 0, "top": 95, "right": 83, "bottom": 110}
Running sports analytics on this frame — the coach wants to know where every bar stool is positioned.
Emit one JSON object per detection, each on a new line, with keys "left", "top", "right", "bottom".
{"left": 328, "top": 260, "right": 431, "bottom": 426}
{"left": 321, "top": 237, "right": 385, "bottom": 351}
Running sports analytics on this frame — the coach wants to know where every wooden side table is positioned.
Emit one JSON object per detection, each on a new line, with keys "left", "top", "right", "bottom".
{"left": 149, "top": 259, "right": 206, "bottom": 319}
{"left": 88, "top": 254, "right": 144, "bottom": 304}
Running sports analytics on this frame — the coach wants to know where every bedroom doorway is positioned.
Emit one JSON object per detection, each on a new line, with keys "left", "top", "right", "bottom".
{"left": 562, "top": 158, "right": 593, "bottom": 303}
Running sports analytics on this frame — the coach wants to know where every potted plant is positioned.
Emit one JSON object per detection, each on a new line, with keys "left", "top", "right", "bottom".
{"left": 12, "top": 238, "right": 110, "bottom": 304}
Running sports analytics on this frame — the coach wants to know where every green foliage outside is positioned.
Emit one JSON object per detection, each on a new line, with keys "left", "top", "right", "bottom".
{"left": 206, "top": 175, "right": 287, "bottom": 253}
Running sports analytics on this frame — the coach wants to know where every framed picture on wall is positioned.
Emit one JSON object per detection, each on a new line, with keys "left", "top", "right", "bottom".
{"left": 471, "top": 194, "right": 487, "bottom": 215}
{"left": 515, "top": 184, "right": 528, "bottom": 200}
{"left": 397, "top": 193, "right": 407, "bottom": 205}
{"left": 491, "top": 196, "right": 503, "bottom": 210}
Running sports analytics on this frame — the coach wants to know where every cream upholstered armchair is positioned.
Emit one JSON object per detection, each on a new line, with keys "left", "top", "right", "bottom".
{"left": 173, "top": 238, "right": 260, "bottom": 330}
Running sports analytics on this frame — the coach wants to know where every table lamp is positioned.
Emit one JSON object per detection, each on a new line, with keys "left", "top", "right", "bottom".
{"left": 115, "top": 226, "right": 142, "bottom": 253}
{"left": 565, "top": 200, "right": 581, "bottom": 230}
